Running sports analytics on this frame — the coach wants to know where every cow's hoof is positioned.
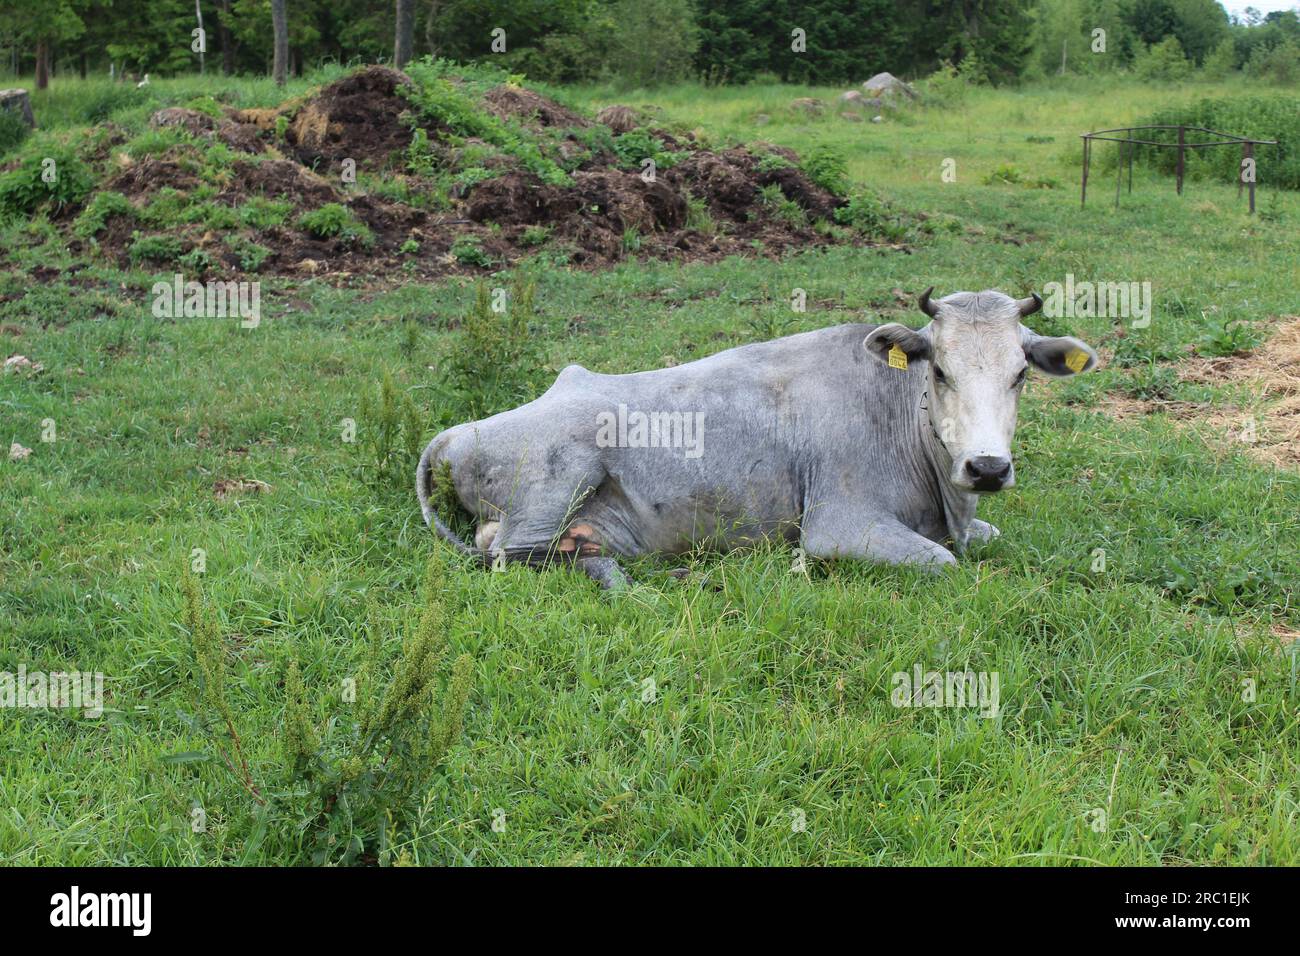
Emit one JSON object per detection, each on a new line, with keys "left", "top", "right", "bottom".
{"left": 475, "top": 520, "right": 501, "bottom": 552}
{"left": 968, "top": 519, "right": 1000, "bottom": 542}
{"left": 579, "top": 556, "right": 628, "bottom": 591}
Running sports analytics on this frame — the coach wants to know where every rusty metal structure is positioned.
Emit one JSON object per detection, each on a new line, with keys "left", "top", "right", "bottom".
{"left": 1080, "top": 125, "right": 1277, "bottom": 213}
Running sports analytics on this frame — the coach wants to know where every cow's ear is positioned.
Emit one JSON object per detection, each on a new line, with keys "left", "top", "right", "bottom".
{"left": 864, "top": 323, "right": 932, "bottom": 366}
{"left": 1023, "top": 333, "right": 1099, "bottom": 377}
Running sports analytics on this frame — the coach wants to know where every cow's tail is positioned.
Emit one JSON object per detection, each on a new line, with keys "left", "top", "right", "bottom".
{"left": 416, "top": 434, "right": 478, "bottom": 560}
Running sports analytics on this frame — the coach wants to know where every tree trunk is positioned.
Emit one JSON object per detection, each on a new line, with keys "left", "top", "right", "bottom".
{"left": 394, "top": 0, "right": 415, "bottom": 68}
{"left": 424, "top": 0, "right": 441, "bottom": 57}
{"left": 195, "top": 0, "right": 206, "bottom": 74}
{"left": 220, "top": 1, "right": 234, "bottom": 75}
{"left": 271, "top": 0, "right": 288, "bottom": 86}
{"left": 35, "top": 39, "right": 49, "bottom": 90}
{"left": 79, "top": 52, "right": 87, "bottom": 79}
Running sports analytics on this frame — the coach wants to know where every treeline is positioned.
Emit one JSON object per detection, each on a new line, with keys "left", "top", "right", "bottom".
{"left": 1, "top": 0, "right": 1297, "bottom": 87}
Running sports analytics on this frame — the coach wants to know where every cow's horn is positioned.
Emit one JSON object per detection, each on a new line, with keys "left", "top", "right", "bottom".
{"left": 918, "top": 286, "right": 938, "bottom": 318}
{"left": 1016, "top": 292, "right": 1043, "bottom": 317}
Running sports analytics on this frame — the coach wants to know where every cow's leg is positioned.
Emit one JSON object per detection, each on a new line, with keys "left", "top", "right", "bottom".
{"left": 800, "top": 513, "right": 956, "bottom": 571}
{"left": 965, "top": 519, "right": 1000, "bottom": 544}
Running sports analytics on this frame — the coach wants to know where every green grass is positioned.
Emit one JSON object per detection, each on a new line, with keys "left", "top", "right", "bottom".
{"left": 1, "top": 70, "right": 1298, "bottom": 865}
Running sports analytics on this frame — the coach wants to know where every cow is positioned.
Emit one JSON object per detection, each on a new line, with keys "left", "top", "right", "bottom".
{"left": 417, "top": 288, "right": 1099, "bottom": 588}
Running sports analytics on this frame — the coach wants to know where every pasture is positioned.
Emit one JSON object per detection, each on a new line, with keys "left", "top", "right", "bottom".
{"left": 1, "top": 70, "right": 1298, "bottom": 865}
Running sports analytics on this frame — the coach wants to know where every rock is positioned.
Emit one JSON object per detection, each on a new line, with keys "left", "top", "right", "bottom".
{"left": 0, "top": 88, "right": 35, "bottom": 128}
{"left": 838, "top": 90, "right": 864, "bottom": 107}
{"left": 9, "top": 442, "right": 32, "bottom": 461}
{"left": 840, "top": 111, "right": 864, "bottom": 122}
{"left": 596, "top": 104, "right": 638, "bottom": 134}
{"left": 871, "top": 115, "right": 884, "bottom": 123}
{"left": 790, "top": 97, "right": 823, "bottom": 115}
{"left": 754, "top": 113, "right": 771, "bottom": 126}
{"left": 4, "top": 353, "right": 43, "bottom": 374}
{"left": 862, "top": 72, "right": 918, "bottom": 101}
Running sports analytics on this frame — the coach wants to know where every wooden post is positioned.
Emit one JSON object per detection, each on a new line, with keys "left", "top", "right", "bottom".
{"left": 1176, "top": 125, "right": 1185, "bottom": 196}
{"left": 1127, "top": 135, "right": 1134, "bottom": 193}
{"left": 1081, "top": 137, "right": 1090, "bottom": 207}
{"left": 1247, "top": 141, "right": 1255, "bottom": 214}
{"left": 1115, "top": 141, "right": 1123, "bottom": 208}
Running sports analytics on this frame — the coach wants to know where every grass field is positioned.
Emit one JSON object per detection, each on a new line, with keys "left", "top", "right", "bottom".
{"left": 1, "top": 70, "right": 1298, "bottom": 865}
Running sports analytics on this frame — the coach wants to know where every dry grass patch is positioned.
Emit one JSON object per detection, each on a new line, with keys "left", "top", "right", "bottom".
{"left": 1089, "top": 318, "right": 1300, "bottom": 469}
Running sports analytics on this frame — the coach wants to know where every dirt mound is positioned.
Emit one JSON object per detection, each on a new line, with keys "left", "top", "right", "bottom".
{"left": 227, "top": 159, "right": 338, "bottom": 208}
{"left": 59, "top": 65, "right": 879, "bottom": 282}
{"left": 285, "top": 66, "right": 416, "bottom": 170}
{"left": 483, "top": 86, "right": 589, "bottom": 129}
{"left": 150, "top": 107, "right": 264, "bottom": 154}
{"left": 105, "top": 156, "right": 202, "bottom": 196}
{"left": 595, "top": 105, "right": 638, "bottom": 134}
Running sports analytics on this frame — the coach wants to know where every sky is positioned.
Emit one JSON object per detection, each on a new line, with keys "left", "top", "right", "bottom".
{"left": 1219, "top": 0, "right": 1299, "bottom": 17}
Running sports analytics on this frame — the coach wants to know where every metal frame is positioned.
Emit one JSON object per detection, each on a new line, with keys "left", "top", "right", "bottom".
{"left": 1080, "top": 125, "right": 1277, "bottom": 213}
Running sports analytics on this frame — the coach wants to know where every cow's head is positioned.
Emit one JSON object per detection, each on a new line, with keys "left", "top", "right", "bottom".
{"left": 864, "top": 288, "right": 1098, "bottom": 493}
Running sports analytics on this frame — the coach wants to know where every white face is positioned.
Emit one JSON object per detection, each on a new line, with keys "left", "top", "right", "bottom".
{"left": 927, "top": 311, "right": 1026, "bottom": 493}
{"left": 864, "top": 289, "right": 1099, "bottom": 495}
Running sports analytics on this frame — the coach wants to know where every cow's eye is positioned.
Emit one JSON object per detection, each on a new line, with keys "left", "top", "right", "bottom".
{"left": 1013, "top": 367, "right": 1027, "bottom": 388}
{"left": 933, "top": 365, "right": 948, "bottom": 385}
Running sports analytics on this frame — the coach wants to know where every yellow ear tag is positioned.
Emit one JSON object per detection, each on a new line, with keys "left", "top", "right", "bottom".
{"left": 887, "top": 344, "right": 908, "bottom": 370}
{"left": 1064, "top": 349, "right": 1088, "bottom": 373}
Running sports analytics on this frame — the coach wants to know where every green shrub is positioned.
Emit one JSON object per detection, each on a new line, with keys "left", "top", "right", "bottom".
{"left": 73, "top": 191, "right": 134, "bottom": 239}
{"left": 359, "top": 370, "right": 426, "bottom": 490}
{"left": 1136, "top": 95, "right": 1300, "bottom": 190}
{"left": 0, "top": 146, "right": 95, "bottom": 219}
{"left": 223, "top": 234, "right": 272, "bottom": 271}
{"left": 834, "top": 191, "right": 893, "bottom": 235}
{"left": 80, "top": 85, "right": 148, "bottom": 123}
{"left": 128, "top": 232, "right": 183, "bottom": 263}
{"left": 239, "top": 197, "right": 293, "bottom": 229}
{"left": 1244, "top": 39, "right": 1300, "bottom": 85}
{"left": 519, "top": 225, "right": 551, "bottom": 247}
{"left": 440, "top": 280, "right": 544, "bottom": 419}
{"left": 298, "top": 202, "right": 373, "bottom": 247}
{"left": 611, "top": 128, "right": 678, "bottom": 172}
{"left": 125, "top": 127, "right": 191, "bottom": 159}
{"left": 450, "top": 235, "right": 494, "bottom": 267}
{"left": 1134, "top": 37, "right": 1192, "bottom": 82}
{"left": 757, "top": 184, "right": 805, "bottom": 226}
{"left": 756, "top": 152, "right": 795, "bottom": 174}
{"left": 177, "top": 247, "right": 216, "bottom": 273}
{"left": 401, "top": 59, "right": 571, "bottom": 187}
{"left": 685, "top": 195, "right": 715, "bottom": 233}
{"left": 801, "top": 145, "right": 850, "bottom": 197}
{"left": 181, "top": 562, "right": 473, "bottom": 867}
{"left": 0, "top": 108, "right": 30, "bottom": 157}
{"left": 183, "top": 95, "right": 225, "bottom": 119}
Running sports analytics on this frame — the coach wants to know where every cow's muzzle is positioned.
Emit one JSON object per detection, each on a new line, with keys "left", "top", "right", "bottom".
{"left": 963, "top": 456, "right": 1013, "bottom": 492}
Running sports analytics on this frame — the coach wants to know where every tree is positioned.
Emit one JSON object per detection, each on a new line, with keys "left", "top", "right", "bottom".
{"left": 3, "top": 0, "right": 85, "bottom": 89}
{"left": 394, "top": 0, "right": 414, "bottom": 67}
{"left": 271, "top": 0, "right": 287, "bottom": 84}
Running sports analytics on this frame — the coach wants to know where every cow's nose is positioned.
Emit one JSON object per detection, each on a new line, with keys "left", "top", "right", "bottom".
{"left": 964, "top": 456, "right": 1012, "bottom": 490}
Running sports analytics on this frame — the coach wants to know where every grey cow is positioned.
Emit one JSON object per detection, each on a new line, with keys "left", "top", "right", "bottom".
{"left": 417, "top": 288, "right": 1099, "bottom": 588}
